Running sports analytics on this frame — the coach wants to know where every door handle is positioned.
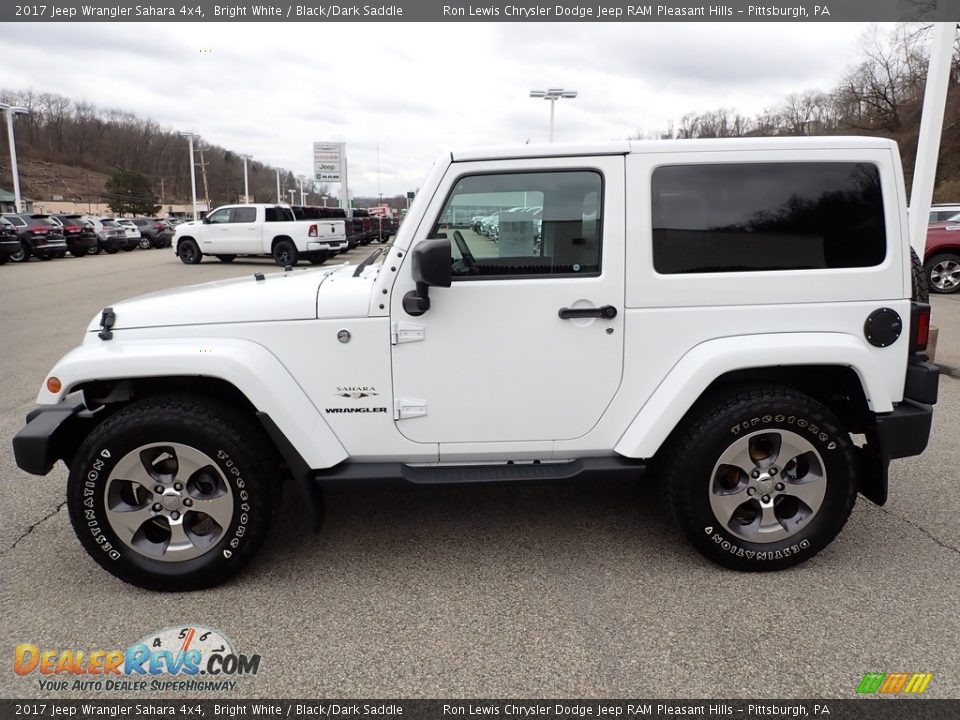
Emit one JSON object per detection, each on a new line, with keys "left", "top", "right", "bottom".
{"left": 558, "top": 305, "right": 618, "bottom": 320}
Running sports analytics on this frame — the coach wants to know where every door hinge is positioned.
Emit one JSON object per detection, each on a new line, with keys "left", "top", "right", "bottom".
{"left": 390, "top": 321, "right": 425, "bottom": 345}
{"left": 395, "top": 397, "right": 427, "bottom": 420}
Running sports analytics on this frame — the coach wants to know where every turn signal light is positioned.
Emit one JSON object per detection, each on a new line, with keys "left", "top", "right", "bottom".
{"left": 46, "top": 377, "right": 62, "bottom": 394}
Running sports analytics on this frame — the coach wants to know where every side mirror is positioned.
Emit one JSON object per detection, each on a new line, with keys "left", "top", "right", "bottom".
{"left": 201, "top": 217, "right": 210, "bottom": 224}
{"left": 403, "top": 238, "right": 451, "bottom": 316}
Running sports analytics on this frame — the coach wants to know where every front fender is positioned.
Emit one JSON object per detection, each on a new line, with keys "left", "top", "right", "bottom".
{"left": 614, "top": 332, "right": 894, "bottom": 459}
{"left": 37, "top": 337, "right": 347, "bottom": 470}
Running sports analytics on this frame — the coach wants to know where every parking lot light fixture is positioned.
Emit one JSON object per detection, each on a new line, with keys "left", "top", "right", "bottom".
{"left": 239, "top": 154, "right": 252, "bottom": 203}
{"left": 178, "top": 131, "right": 199, "bottom": 220}
{"left": 0, "top": 103, "right": 29, "bottom": 212}
{"left": 529, "top": 88, "right": 577, "bottom": 143}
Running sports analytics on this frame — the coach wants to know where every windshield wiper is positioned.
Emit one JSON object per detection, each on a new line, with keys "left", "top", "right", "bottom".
{"left": 353, "top": 247, "right": 384, "bottom": 277}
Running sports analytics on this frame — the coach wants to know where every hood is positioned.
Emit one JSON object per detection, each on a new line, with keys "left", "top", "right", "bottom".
{"left": 86, "top": 267, "right": 335, "bottom": 332}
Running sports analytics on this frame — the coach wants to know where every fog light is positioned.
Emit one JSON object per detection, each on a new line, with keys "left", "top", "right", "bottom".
{"left": 46, "top": 377, "right": 62, "bottom": 394}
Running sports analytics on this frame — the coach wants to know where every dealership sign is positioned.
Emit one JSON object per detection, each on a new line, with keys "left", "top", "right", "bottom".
{"left": 314, "top": 142, "right": 345, "bottom": 182}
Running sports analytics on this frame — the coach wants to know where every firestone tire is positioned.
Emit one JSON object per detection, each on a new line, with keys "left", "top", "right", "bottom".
{"left": 911, "top": 248, "right": 929, "bottom": 302}
{"left": 661, "top": 385, "right": 858, "bottom": 572}
{"left": 178, "top": 239, "right": 202, "bottom": 265}
{"left": 66, "top": 397, "right": 279, "bottom": 591}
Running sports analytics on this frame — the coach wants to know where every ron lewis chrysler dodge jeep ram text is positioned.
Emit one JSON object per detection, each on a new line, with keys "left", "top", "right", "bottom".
{"left": 13, "top": 137, "right": 939, "bottom": 590}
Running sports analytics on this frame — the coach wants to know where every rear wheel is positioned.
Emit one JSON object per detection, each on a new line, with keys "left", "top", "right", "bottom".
{"left": 138, "top": 236, "right": 152, "bottom": 250}
{"left": 178, "top": 239, "right": 202, "bottom": 265}
{"left": 926, "top": 252, "right": 960, "bottom": 294}
{"left": 69, "top": 249, "right": 87, "bottom": 258}
{"left": 66, "top": 397, "right": 279, "bottom": 591}
{"left": 104, "top": 247, "right": 119, "bottom": 255}
{"left": 87, "top": 244, "right": 102, "bottom": 255}
{"left": 37, "top": 252, "right": 53, "bottom": 261}
{"left": 216, "top": 255, "right": 236, "bottom": 263}
{"left": 272, "top": 240, "right": 298, "bottom": 266}
{"left": 661, "top": 385, "right": 857, "bottom": 571}
{"left": 10, "top": 242, "right": 29, "bottom": 263}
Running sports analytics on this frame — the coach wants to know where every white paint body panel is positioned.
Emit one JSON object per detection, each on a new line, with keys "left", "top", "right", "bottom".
{"left": 33, "top": 137, "right": 916, "bottom": 471}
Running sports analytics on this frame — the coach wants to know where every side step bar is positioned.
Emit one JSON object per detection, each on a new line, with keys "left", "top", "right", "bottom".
{"left": 313, "top": 456, "right": 646, "bottom": 490}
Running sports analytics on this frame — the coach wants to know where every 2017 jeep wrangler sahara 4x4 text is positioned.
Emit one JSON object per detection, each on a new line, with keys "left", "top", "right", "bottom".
{"left": 12, "top": 137, "right": 940, "bottom": 590}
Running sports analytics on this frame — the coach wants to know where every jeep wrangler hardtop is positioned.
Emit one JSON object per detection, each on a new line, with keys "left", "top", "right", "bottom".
{"left": 13, "top": 137, "right": 939, "bottom": 590}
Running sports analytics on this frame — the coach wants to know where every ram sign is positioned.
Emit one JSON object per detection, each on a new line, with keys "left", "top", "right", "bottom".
{"left": 313, "top": 142, "right": 345, "bottom": 182}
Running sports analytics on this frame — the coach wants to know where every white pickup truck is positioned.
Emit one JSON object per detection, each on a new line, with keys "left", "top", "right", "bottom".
{"left": 173, "top": 203, "right": 348, "bottom": 266}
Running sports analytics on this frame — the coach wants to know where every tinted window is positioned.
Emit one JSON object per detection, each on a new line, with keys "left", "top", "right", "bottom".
{"left": 4, "top": 215, "right": 25, "bottom": 226}
{"left": 232, "top": 207, "right": 257, "bottom": 223}
{"left": 432, "top": 170, "right": 602, "bottom": 278}
{"left": 265, "top": 207, "right": 294, "bottom": 222}
{"left": 651, "top": 162, "right": 886, "bottom": 274}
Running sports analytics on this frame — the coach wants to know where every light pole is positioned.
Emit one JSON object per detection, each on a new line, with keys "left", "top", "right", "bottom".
{"left": 178, "top": 131, "right": 199, "bottom": 220}
{"left": 239, "top": 153, "right": 251, "bottom": 203}
{"left": 287, "top": 189, "right": 295, "bottom": 205}
{"left": 529, "top": 88, "right": 577, "bottom": 142}
{"left": 275, "top": 169, "right": 281, "bottom": 204}
{"left": 297, "top": 175, "right": 306, "bottom": 205}
{"left": 0, "top": 103, "right": 29, "bottom": 212}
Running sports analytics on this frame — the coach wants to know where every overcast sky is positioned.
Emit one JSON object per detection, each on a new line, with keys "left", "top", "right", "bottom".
{"left": 1, "top": 22, "right": 890, "bottom": 198}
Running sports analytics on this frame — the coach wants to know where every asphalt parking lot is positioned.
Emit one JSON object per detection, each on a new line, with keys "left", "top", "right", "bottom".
{"left": 1, "top": 248, "right": 959, "bottom": 700}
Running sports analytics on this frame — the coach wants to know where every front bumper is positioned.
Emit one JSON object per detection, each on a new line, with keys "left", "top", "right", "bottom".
{"left": 12, "top": 401, "right": 88, "bottom": 476}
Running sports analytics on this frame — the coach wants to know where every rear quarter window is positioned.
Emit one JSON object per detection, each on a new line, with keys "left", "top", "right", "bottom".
{"left": 651, "top": 162, "right": 886, "bottom": 274}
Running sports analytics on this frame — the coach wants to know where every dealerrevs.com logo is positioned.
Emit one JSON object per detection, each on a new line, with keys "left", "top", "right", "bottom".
{"left": 14, "top": 626, "right": 261, "bottom": 693}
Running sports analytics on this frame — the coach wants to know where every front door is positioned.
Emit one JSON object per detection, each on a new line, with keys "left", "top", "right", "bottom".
{"left": 390, "top": 156, "right": 626, "bottom": 445}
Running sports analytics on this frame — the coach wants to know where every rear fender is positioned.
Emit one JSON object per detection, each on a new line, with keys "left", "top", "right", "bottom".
{"left": 614, "top": 333, "right": 894, "bottom": 459}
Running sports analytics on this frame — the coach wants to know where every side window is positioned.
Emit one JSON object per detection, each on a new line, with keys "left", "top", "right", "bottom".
{"left": 231, "top": 207, "right": 257, "bottom": 223}
{"left": 432, "top": 170, "right": 603, "bottom": 278}
{"left": 265, "top": 207, "right": 294, "bottom": 222}
{"left": 651, "top": 162, "right": 886, "bottom": 274}
{"left": 206, "top": 208, "right": 231, "bottom": 224}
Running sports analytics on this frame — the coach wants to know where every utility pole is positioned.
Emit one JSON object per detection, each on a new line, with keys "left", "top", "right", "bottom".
{"left": 197, "top": 144, "right": 211, "bottom": 214}
{"left": 239, "top": 154, "right": 251, "bottom": 203}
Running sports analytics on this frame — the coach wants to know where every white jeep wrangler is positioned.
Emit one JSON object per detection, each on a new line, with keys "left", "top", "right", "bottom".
{"left": 13, "top": 137, "right": 940, "bottom": 590}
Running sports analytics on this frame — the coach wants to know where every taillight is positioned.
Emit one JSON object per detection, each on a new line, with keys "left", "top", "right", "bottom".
{"left": 308, "top": 224, "right": 318, "bottom": 237}
{"left": 910, "top": 302, "right": 931, "bottom": 353}
{"left": 154, "top": 224, "right": 164, "bottom": 230}
{"left": 65, "top": 225, "right": 81, "bottom": 232}
{"left": 31, "top": 228, "right": 46, "bottom": 234}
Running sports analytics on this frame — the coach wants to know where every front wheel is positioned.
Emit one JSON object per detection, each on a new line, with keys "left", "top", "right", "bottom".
{"left": 272, "top": 240, "right": 298, "bottom": 266}
{"left": 66, "top": 397, "right": 278, "bottom": 591}
{"left": 926, "top": 252, "right": 960, "bottom": 294}
{"left": 661, "top": 385, "right": 857, "bottom": 571}
{"left": 178, "top": 239, "right": 202, "bottom": 265}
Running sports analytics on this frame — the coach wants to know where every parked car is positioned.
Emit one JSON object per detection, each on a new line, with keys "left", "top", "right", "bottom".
{"left": 1, "top": 213, "right": 68, "bottom": 261}
{"left": 928, "top": 204, "right": 960, "bottom": 223}
{"left": 923, "top": 220, "right": 960, "bottom": 293}
{"left": 130, "top": 218, "right": 174, "bottom": 249}
{"left": 50, "top": 215, "right": 98, "bottom": 257}
{"left": 11, "top": 137, "right": 939, "bottom": 590}
{"left": 87, "top": 218, "right": 134, "bottom": 254}
{"left": 0, "top": 216, "right": 20, "bottom": 264}
{"left": 173, "top": 203, "right": 347, "bottom": 266}
{"left": 115, "top": 219, "right": 141, "bottom": 250}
